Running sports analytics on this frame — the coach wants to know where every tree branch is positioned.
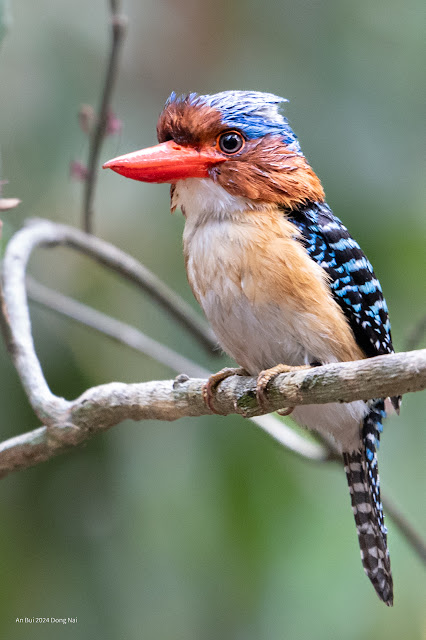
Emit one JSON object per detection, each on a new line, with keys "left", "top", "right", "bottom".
{"left": 0, "top": 353, "right": 425, "bottom": 475}
{"left": 405, "top": 314, "right": 426, "bottom": 351}
{"left": 10, "top": 219, "right": 217, "bottom": 354}
{"left": 381, "top": 495, "right": 426, "bottom": 564}
{"left": 0, "top": 0, "right": 12, "bottom": 50}
{"left": 83, "top": 0, "right": 127, "bottom": 233}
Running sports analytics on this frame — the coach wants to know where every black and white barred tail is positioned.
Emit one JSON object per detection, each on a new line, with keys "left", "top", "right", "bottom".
{"left": 343, "top": 400, "right": 393, "bottom": 606}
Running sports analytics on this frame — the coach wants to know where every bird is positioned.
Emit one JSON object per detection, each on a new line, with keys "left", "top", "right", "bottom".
{"left": 103, "top": 90, "right": 400, "bottom": 605}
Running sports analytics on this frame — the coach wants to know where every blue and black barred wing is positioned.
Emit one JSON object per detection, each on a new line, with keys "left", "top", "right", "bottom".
{"left": 288, "top": 201, "right": 394, "bottom": 359}
{"left": 288, "top": 201, "right": 400, "bottom": 414}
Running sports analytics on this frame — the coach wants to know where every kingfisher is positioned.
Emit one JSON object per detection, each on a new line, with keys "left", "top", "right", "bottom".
{"left": 103, "top": 90, "right": 400, "bottom": 605}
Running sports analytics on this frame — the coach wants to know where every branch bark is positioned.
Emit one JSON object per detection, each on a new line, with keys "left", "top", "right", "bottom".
{"left": 0, "top": 351, "right": 425, "bottom": 475}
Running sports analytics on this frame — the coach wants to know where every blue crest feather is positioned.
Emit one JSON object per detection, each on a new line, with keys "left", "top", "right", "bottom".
{"left": 166, "top": 90, "right": 302, "bottom": 154}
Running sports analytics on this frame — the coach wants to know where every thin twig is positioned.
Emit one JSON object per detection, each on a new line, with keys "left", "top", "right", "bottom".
{"left": 83, "top": 1, "right": 127, "bottom": 233}
{"left": 27, "top": 276, "right": 209, "bottom": 378}
{"left": 0, "top": 0, "right": 12, "bottom": 50}
{"left": 381, "top": 495, "right": 426, "bottom": 564}
{"left": 405, "top": 314, "right": 426, "bottom": 351}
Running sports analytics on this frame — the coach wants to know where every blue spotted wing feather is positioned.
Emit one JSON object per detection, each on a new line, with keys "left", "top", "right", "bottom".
{"left": 289, "top": 203, "right": 400, "bottom": 408}
{"left": 288, "top": 202, "right": 393, "bottom": 358}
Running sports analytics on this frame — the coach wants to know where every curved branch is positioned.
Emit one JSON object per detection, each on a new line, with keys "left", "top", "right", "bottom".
{"left": 0, "top": 229, "right": 71, "bottom": 423}
{"left": 7, "top": 219, "right": 217, "bottom": 354}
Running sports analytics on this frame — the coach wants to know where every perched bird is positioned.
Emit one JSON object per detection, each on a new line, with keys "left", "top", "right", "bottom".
{"left": 103, "top": 90, "right": 399, "bottom": 605}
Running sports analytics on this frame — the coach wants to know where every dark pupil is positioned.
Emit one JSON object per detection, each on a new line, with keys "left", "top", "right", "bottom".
{"left": 220, "top": 132, "right": 242, "bottom": 153}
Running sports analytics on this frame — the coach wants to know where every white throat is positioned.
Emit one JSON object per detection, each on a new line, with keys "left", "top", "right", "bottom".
{"left": 172, "top": 178, "right": 258, "bottom": 226}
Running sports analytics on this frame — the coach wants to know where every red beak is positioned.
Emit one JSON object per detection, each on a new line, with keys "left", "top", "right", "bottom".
{"left": 102, "top": 140, "right": 226, "bottom": 183}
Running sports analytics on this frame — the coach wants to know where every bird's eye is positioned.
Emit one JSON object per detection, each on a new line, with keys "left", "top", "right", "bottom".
{"left": 217, "top": 131, "right": 244, "bottom": 155}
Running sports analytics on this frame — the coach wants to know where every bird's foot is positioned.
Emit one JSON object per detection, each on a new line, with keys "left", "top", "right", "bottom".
{"left": 256, "top": 364, "right": 311, "bottom": 414}
{"left": 202, "top": 367, "right": 249, "bottom": 414}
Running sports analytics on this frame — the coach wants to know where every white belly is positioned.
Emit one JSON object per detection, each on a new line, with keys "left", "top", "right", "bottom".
{"left": 199, "top": 288, "right": 323, "bottom": 373}
{"left": 198, "top": 286, "right": 367, "bottom": 452}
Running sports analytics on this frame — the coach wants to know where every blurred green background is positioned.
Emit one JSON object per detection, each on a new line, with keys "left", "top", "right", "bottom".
{"left": 0, "top": 0, "right": 425, "bottom": 638}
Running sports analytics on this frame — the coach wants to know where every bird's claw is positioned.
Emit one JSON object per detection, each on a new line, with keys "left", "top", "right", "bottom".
{"left": 276, "top": 406, "right": 295, "bottom": 416}
{"left": 202, "top": 367, "right": 248, "bottom": 414}
{"left": 256, "top": 363, "right": 310, "bottom": 414}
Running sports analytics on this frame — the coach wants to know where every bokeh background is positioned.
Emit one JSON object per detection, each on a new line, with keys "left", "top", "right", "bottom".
{"left": 0, "top": 1, "right": 425, "bottom": 638}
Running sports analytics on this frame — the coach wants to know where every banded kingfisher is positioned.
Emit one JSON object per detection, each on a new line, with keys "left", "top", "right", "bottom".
{"left": 103, "top": 90, "right": 400, "bottom": 605}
